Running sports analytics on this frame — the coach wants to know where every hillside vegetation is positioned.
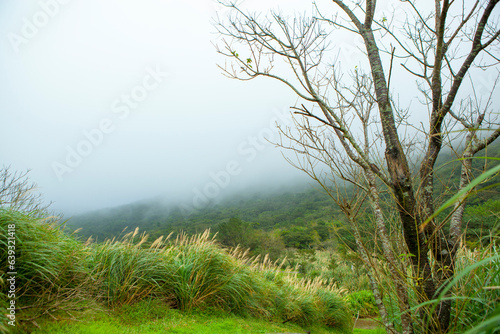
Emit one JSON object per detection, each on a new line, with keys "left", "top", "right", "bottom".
{"left": 68, "top": 142, "right": 500, "bottom": 254}
{"left": 2, "top": 144, "right": 499, "bottom": 333}
{"left": 0, "top": 209, "right": 353, "bottom": 333}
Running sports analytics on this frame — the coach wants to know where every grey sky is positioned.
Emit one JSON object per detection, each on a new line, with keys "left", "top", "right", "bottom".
{"left": 1, "top": 1, "right": 496, "bottom": 215}
{"left": 0, "top": 0, "right": 314, "bottom": 215}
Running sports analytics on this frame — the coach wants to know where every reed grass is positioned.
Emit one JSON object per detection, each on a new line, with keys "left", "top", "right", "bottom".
{"left": 0, "top": 208, "right": 91, "bottom": 320}
{"left": 87, "top": 229, "right": 172, "bottom": 306}
{"left": 161, "top": 231, "right": 253, "bottom": 312}
{"left": 1, "top": 210, "right": 353, "bottom": 332}
{"left": 449, "top": 243, "right": 500, "bottom": 332}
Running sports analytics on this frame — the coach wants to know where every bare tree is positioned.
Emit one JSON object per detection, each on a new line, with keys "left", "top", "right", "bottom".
{"left": 214, "top": 0, "right": 500, "bottom": 332}
{"left": 0, "top": 166, "right": 52, "bottom": 216}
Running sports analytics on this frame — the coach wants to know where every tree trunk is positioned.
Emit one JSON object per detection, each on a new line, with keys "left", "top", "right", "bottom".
{"left": 364, "top": 170, "right": 414, "bottom": 334}
{"left": 360, "top": 28, "right": 437, "bottom": 313}
{"left": 332, "top": 0, "right": 438, "bottom": 311}
{"left": 350, "top": 216, "right": 397, "bottom": 334}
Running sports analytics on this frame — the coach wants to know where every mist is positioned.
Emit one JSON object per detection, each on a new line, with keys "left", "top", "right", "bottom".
{"left": 0, "top": 0, "right": 317, "bottom": 215}
{"left": 3, "top": 1, "right": 487, "bottom": 217}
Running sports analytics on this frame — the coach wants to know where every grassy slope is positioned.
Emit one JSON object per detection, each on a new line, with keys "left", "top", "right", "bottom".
{"left": 1, "top": 210, "right": 353, "bottom": 333}
{"left": 22, "top": 300, "right": 347, "bottom": 334}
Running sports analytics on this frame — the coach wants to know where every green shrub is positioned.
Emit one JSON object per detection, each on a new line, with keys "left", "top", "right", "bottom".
{"left": 345, "top": 290, "right": 378, "bottom": 317}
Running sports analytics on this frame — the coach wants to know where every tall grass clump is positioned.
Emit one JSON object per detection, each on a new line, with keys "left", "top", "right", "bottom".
{"left": 316, "top": 288, "right": 352, "bottom": 330}
{"left": 0, "top": 208, "right": 90, "bottom": 322}
{"left": 243, "top": 252, "right": 352, "bottom": 331}
{"left": 448, "top": 243, "right": 500, "bottom": 332}
{"left": 281, "top": 277, "right": 351, "bottom": 331}
{"left": 88, "top": 230, "right": 255, "bottom": 313}
{"left": 87, "top": 228, "right": 172, "bottom": 306}
{"left": 0, "top": 282, "right": 8, "bottom": 333}
{"left": 404, "top": 242, "right": 500, "bottom": 333}
{"left": 162, "top": 231, "right": 254, "bottom": 312}
{"left": 1, "top": 214, "right": 353, "bottom": 332}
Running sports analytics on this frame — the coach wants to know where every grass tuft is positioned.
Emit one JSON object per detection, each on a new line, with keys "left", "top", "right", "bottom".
{"left": 1, "top": 209, "right": 352, "bottom": 332}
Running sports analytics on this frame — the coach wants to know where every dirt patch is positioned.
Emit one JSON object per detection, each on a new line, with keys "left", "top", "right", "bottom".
{"left": 353, "top": 317, "right": 380, "bottom": 329}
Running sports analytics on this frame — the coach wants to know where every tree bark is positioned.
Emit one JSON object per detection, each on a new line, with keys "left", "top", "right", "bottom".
{"left": 331, "top": 2, "right": 434, "bottom": 300}
{"left": 350, "top": 215, "right": 397, "bottom": 334}
{"left": 364, "top": 170, "right": 414, "bottom": 334}
{"left": 359, "top": 17, "right": 438, "bottom": 313}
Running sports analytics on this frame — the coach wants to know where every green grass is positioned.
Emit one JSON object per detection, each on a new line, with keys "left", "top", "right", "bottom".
{"left": 345, "top": 290, "right": 378, "bottom": 318}
{"left": 25, "top": 299, "right": 344, "bottom": 334}
{"left": 352, "top": 329, "right": 385, "bottom": 334}
{"left": 0, "top": 209, "right": 92, "bottom": 328}
{"left": 8, "top": 205, "right": 497, "bottom": 333}
{"left": 0, "top": 209, "right": 352, "bottom": 333}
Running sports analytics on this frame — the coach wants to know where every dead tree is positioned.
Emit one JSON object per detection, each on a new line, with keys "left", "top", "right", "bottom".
{"left": 214, "top": 1, "right": 500, "bottom": 332}
{"left": 0, "top": 166, "right": 52, "bottom": 216}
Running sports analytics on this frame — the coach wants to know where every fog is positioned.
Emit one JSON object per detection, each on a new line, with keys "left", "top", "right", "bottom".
{"left": 2, "top": 1, "right": 494, "bottom": 216}
{"left": 0, "top": 0, "right": 317, "bottom": 215}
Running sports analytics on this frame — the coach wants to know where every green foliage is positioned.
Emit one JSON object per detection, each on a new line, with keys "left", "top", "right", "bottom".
{"left": 1, "top": 209, "right": 352, "bottom": 332}
{"left": 403, "top": 245, "right": 500, "bottom": 333}
{"left": 87, "top": 229, "right": 171, "bottom": 306}
{"left": 285, "top": 249, "right": 370, "bottom": 293}
{"left": 345, "top": 290, "right": 378, "bottom": 318}
{"left": 30, "top": 300, "right": 347, "bottom": 334}
{"left": 278, "top": 284, "right": 317, "bottom": 325}
{"left": 0, "top": 209, "right": 90, "bottom": 319}
{"left": 216, "top": 217, "right": 251, "bottom": 247}
{"left": 244, "top": 228, "right": 287, "bottom": 260}
{"left": 449, "top": 244, "right": 500, "bottom": 332}
{"left": 314, "top": 221, "right": 331, "bottom": 241}
{"left": 66, "top": 184, "right": 342, "bottom": 243}
{"left": 281, "top": 225, "right": 320, "bottom": 249}
{"left": 316, "top": 288, "right": 353, "bottom": 330}
{"left": 464, "top": 199, "right": 500, "bottom": 243}
{"left": 424, "top": 160, "right": 500, "bottom": 229}
{"left": 162, "top": 232, "right": 253, "bottom": 312}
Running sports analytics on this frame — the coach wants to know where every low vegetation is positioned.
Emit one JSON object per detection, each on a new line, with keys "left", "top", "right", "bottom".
{"left": 0, "top": 208, "right": 353, "bottom": 332}
{"left": 2, "top": 205, "right": 498, "bottom": 333}
{"left": 1, "top": 149, "right": 498, "bottom": 333}
{"left": 29, "top": 299, "right": 350, "bottom": 334}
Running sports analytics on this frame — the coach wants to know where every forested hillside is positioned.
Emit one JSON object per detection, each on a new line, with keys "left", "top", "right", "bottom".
{"left": 67, "top": 184, "right": 343, "bottom": 241}
{"left": 67, "top": 142, "right": 499, "bottom": 251}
